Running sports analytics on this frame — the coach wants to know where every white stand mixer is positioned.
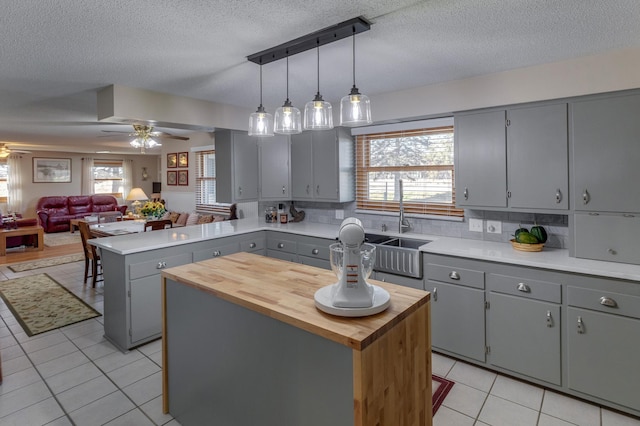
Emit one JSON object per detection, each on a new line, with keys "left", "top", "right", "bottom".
{"left": 314, "top": 218, "right": 391, "bottom": 317}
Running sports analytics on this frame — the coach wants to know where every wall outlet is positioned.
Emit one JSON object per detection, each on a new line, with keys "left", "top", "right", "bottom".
{"left": 469, "top": 218, "right": 483, "bottom": 232}
{"left": 487, "top": 220, "right": 502, "bottom": 234}
{"left": 335, "top": 209, "right": 344, "bottom": 220}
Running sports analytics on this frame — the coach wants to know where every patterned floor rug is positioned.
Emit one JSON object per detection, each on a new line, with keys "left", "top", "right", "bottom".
{"left": 8, "top": 253, "right": 85, "bottom": 272}
{"left": 432, "top": 374, "right": 455, "bottom": 414}
{"left": 0, "top": 273, "right": 101, "bottom": 336}
{"left": 43, "top": 232, "right": 81, "bottom": 247}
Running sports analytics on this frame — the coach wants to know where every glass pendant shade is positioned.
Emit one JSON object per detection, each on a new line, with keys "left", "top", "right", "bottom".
{"left": 340, "top": 86, "right": 372, "bottom": 126}
{"left": 304, "top": 94, "right": 333, "bottom": 130}
{"left": 248, "top": 105, "right": 274, "bottom": 137}
{"left": 274, "top": 100, "right": 302, "bottom": 134}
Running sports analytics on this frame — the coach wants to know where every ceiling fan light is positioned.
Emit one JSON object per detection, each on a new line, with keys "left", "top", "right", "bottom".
{"left": 340, "top": 86, "right": 371, "bottom": 126}
{"left": 304, "top": 93, "right": 333, "bottom": 130}
{"left": 248, "top": 105, "right": 274, "bottom": 137}
{"left": 274, "top": 99, "right": 302, "bottom": 134}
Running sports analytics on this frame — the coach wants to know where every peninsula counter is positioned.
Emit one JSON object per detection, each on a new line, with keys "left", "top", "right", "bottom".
{"left": 161, "top": 252, "right": 432, "bottom": 426}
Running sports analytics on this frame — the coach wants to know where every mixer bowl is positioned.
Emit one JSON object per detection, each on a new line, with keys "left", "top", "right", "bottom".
{"left": 329, "top": 243, "right": 376, "bottom": 282}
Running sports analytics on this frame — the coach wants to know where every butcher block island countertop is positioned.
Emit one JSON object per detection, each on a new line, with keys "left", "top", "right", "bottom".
{"left": 161, "top": 252, "right": 432, "bottom": 426}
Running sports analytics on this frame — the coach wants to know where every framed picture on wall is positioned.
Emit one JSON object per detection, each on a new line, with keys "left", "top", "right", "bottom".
{"left": 167, "top": 153, "right": 177, "bottom": 168}
{"left": 178, "top": 152, "right": 188, "bottom": 167}
{"left": 33, "top": 157, "right": 72, "bottom": 183}
{"left": 178, "top": 170, "right": 188, "bottom": 186}
{"left": 167, "top": 170, "right": 177, "bottom": 185}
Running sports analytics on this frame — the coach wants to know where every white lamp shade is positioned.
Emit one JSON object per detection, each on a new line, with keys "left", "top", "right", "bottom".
{"left": 303, "top": 99, "right": 333, "bottom": 130}
{"left": 340, "top": 92, "right": 372, "bottom": 126}
{"left": 248, "top": 109, "right": 274, "bottom": 137}
{"left": 274, "top": 104, "right": 302, "bottom": 134}
{"left": 126, "top": 187, "right": 149, "bottom": 201}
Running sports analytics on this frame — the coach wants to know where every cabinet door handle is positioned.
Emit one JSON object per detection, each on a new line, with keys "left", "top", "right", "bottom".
{"left": 546, "top": 311, "right": 553, "bottom": 327}
{"left": 517, "top": 283, "right": 530, "bottom": 293}
{"left": 316, "top": 185, "right": 320, "bottom": 195}
{"left": 582, "top": 189, "right": 590, "bottom": 204}
{"left": 306, "top": 184, "right": 310, "bottom": 194}
{"left": 156, "top": 261, "right": 167, "bottom": 269}
{"left": 213, "top": 250, "right": 222, "bottom": 257}
{"left": 555, "top": 189, "right": 562, "bottom": 203}
{"left": 463, "top": 187, "right": 469, "bottom": 200}
{"left": 433, "top": 287, "right": 437, "bottom": 302}
{"left": 577, "top": 316, "right": 585, "bottom": 334}
{"left": 282, "top": 186, "right": 286, "bottom": 194}
{"left": 238, "top": 186, "right": 242, "bottom": 195}
{"left": 278, "top": 242, "right": 285, "bottom": 249}
{"left": 249, "top": 242, "right": 256, "bottom": 249}
{"left": 312, "top": 248, "right": 319, "bottom": 255}
{"left": 448, "top": 271, "right": 460, "bottom": 280}
{"left": 599, "top": 296, "right": 618, "bottom": 308}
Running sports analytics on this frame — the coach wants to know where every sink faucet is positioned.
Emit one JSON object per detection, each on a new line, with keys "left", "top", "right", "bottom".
{"left": 398, "top": 179, "right": 411, "bottom": 233}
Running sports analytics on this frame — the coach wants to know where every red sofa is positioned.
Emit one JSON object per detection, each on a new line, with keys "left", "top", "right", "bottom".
{"left": 36, "top": 195, "right": 127, "bottom": 233}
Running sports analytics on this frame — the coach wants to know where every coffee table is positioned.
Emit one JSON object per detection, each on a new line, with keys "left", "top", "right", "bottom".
{"left": 0, "top": 226, "right": 44, "bottom": 256}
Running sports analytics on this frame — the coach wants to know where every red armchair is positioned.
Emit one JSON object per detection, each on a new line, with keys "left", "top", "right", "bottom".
{"left": 36, "top": 195, "right": 127, "bottom": 233}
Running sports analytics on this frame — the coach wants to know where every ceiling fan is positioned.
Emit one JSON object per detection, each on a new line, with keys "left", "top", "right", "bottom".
{"left": 0, "top": 143, "right": 32, "bottom": 158}
{"left": 100, "top": 124, "right": 190, "bottom": 154}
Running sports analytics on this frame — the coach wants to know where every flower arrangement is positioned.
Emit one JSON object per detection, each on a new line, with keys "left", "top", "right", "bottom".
{"left": 139, "top": 201, "right": 166, "bottom": 218}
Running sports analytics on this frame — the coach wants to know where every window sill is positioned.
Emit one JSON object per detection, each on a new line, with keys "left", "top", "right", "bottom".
{"left": 354, "top": 209, "right": 464, "bottom": 222}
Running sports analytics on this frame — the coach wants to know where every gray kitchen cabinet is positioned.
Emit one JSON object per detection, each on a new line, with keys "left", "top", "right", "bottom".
{"left": 259, "top": 135, "right": 291, "bottom": 200}
{"left": 425, "top": 254, "right": 486, "bottom": 362}
{"left": 455, "top": 110, "right": 507, "bottom": 208}
{"left": 297, "top": 235, "right": 333, "bottom": 270}
{"left": 487, "top": 273, "right": 562, "bottom": 385}
{"left": 507, "top": 103, "right": 568, "bottom": 210}
{"left": 215, "top": 129, "right": 259, "bottom": 203}
{"left": 567, "top": 280, "right": 640, "bottom": 413}
{"left": 573, "top": 213, "right": 640, "bottom": 265}
{"left": 291, "top": 127, "right": 354, "bottom": 202}
{"left": 571, "top": 91, "right": 640, "bottom": 213}
{"left": 265, "top": 231, "right": 298, "bottom": 262}
{"left": 374, "top": 271, "right": 423, "bottom": 290}
{"left": 192, "top": 240, "right": 240, "bottom": 262}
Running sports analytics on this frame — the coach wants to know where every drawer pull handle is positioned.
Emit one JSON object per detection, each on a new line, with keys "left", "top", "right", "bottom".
{"left": 577, "top": 316, "right": 585, "bottom": 334}
{"left": 448, "top": 271, "right": 460, "bottom": 280}
{"left": 607, "top": 248, "right": 617, "bottom": 255}
{"left": 546, "top": 311, "right": 553, "bottom": 327}
{"left": 599, "top": 296, "right": 617, "bottom": 308}
{"left": 213, "top": 250, "right": 222, "bottom": 257}
{"left": 278, "top": 242, "right": 285, "bottom": 249}
{"left": 555, "top": 189, "right": 562, "bottom": 203}
{"left": 156, "top": 261, "right": 167, "bottom": 269}
{"left": 517, "top": 283, "right": 530, "bottom": 293}
{"left": 249, "top": 242, "right": 256, "bottom": 249}
{"left": 433, "top": 287, "right": 437, "bottom": 302}
{"left": 312, "top": 249, "right": 319, "bottom": 255}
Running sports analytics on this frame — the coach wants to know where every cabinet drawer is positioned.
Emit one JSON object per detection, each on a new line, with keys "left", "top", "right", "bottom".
{"left": 574, "top": 213, "right": 640, "bottom": 265}
{"left": 266, "top": 249, "right": 297, "bottom": 263}
{"left": 488, "top": 273, "right": 561, "bottom": 303}
{"left": 426, "top": 263, "right": 484, "bottom": 289}
{"left": 376, "top": 272, "right": 424, "bottom": 290}
{"left": 568, "top": 286, "right": 640, "bottom": 320}
{"left": 193, "top": 242, "right": 240, "bottom": 262}
{"left": 266, "top": 237, "right": 297, "bottom": 254}
{"left": 240, "top": 237, "right": 265, "bottom": 253}
{"left": 129, "top": 252, "right": 192, "bottom": 280}
{"left": 297, "top": 242, "right": 330, "bottom": 260}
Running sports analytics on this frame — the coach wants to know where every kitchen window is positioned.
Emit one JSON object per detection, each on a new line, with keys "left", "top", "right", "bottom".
{"left": 195, "top": 150, "right": 219, "bottom": 212}
{"left": 93, "top": 159, "right": 124, "bottom": 197}
{"left": 355, "top": 124, "right": 463, "bottom": 218}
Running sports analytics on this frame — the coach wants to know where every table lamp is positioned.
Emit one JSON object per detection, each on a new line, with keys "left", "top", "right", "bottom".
{"left": 126, "top": 187, "right": 149, "bottom": 215}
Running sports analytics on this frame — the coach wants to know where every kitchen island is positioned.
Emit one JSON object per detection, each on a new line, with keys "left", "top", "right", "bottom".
{"left": 160, "top": 252, "right": 432, "bottom": 426}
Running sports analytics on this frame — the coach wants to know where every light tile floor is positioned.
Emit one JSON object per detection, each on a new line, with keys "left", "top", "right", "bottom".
{"left": 0, "top": 259, "right": 638, "bottom": 425}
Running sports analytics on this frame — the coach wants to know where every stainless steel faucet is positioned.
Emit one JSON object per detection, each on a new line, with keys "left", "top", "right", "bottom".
{"left": 398, "top": 179, "right": 411, "bottom": 233}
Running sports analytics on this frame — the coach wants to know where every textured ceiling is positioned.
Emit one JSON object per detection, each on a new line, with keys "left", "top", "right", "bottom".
{"left": 1, "top": 0, "right": 640, "bottom": 153}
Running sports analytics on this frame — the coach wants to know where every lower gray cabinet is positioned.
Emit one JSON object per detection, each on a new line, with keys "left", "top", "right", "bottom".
{"left": 375, "top": 271, "right": 423, "bottom": 290}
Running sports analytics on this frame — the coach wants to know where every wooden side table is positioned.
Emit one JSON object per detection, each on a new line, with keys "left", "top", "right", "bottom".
{"left": 0, "top": 226, "right": 44, "bottom": 256}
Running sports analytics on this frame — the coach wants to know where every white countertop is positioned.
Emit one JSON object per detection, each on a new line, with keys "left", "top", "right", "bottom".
{"left": 89, "top": 217, "right": 640, "bottom": 282}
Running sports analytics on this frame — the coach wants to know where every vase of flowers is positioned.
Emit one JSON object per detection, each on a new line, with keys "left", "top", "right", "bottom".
{"left": 139, "top": 201, "right": 166, "bottom": 220}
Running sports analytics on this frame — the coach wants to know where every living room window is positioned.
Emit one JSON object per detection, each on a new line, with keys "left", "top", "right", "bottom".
{"left": 355, "top": 122, "right": 463, "bottom": 218}
{"left": 0, "top": 160, "right": 7, "bottom": 203}
{"left": 93, "top": 159, "right": 124, "bottom": 196}
{"left": 195, "top": 150, "right": 218, "bottom": 212}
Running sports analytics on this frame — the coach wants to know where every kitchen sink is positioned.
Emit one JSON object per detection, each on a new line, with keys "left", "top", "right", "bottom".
{"left": 364, "top": 233, "right": 430, "bottom": 278}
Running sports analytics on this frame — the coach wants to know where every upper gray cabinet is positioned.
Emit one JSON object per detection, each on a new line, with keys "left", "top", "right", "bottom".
{"left": 455, "top": 102, "right": 569, "bottom": 211}
{"left": 259, "top": 135, "right": 291, "bottom": 200}
{"left": 455, "top": 110, "right": 508, "bottom": 208}
{"left": 291, "top": 127, "right": 354, "bottom": 203}
{"left": 571, "top": 91, "right": 640, "bottom": 213}
{"left": 215, "top": 129, "right": 259, "bottom": 203}
{"left": 507, "top": 103, "right": 568, "bottom": 210}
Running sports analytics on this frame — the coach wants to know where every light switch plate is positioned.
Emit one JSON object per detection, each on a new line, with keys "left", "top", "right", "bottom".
{"left": 469, "top": 218, "right": 483, "bottom": 232}
{"left": 335, "top": 209, "right": 344, "bottom": 220}
{"left": 487, "top": 220, "right": 502, "bottom": 234}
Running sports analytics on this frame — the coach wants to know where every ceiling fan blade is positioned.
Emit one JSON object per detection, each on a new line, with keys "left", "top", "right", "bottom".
{"left": 156, "top": 134, "right": 190, "bottom": 141}
{"left": 101, "top": 130, "right": 134, "bottom": 134}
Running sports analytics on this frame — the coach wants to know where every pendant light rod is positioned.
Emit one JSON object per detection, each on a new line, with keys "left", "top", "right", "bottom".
{"left": 316, "top": 41, "right": 320, "bottom": 94}
{"left": 351, "top": 29, "right": 356, "bottom": 87}
{"left": 247, "top": 16, "right": 371, "bottom": 65}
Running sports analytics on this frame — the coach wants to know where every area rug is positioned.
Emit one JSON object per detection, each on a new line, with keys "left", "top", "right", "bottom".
{"left": 8, "top": 253, "right": 85, "bottom": 272}
{"left": 43, "top": 232, "right": 81, "bottom": 247}
{"left": 432, "top": 375, "right": 455, "bottom": 415}
{"left": 0, "top": 273, "right": 101, "bottom": 336}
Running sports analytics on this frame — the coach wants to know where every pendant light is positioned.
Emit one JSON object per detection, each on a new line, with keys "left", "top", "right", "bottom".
{"left": 274, "top": 55, "right": 302, "bottom": 134}
{"left": 303, "top": 41, "right": 333, "bottom": 130}
{"left": 340, "top": 30, "right": 372, "bottom": 126}
{"left": 248, "top": 62, "right": 274, "bottom": 137}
